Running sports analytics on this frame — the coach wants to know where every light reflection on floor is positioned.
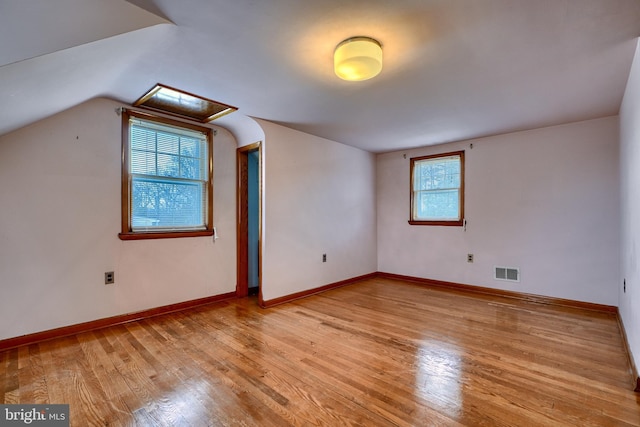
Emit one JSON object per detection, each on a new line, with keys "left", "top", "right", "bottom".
{"left": 414, "top": 340, "right": 463, "bottom": 419}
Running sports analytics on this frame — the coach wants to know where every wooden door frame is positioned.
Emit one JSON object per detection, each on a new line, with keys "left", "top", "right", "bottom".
{"left": 236, "top": 142, "right": 263, "bottom": 305}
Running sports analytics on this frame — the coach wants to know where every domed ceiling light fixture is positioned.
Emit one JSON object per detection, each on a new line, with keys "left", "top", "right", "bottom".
{"left": 334, "top": 36, "right": 382, "bottom": 81}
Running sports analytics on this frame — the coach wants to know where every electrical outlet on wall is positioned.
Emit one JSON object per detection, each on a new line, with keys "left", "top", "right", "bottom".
{"left": 105, "top": 271, "right": 115, "bottom": 285}
{"left": 322, "top": 254, "right": 327, "bottom": 263}
{"left": 467, "top": 254, "right": 474, "bottom": 263}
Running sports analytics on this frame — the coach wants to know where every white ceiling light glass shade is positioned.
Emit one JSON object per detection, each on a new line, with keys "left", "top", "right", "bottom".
{"left": 334, "top": 37, "right": 382, "bottom": 81}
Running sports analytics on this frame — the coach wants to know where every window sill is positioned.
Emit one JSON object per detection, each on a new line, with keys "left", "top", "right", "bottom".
{"left": 118, "top": 230, "right": 214, "bottom": 240}
{"left": 408, "top": 220, "right": 463, "bottom": 227}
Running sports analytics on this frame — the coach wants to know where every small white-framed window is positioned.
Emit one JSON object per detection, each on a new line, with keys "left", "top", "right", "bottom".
{"left": 409, "top": 151, "right": 464, "bottom": 226}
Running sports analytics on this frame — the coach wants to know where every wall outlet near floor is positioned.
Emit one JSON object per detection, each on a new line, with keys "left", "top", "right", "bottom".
{"left": 322, "top": 254, "right": 327, "bottom": 263}
{"left": 624, "top": 279, "right": 626, "bottom": 293}
{"left": 467, "top": 254, "right": 474, "bottom": 263}
{"left": 105, "top": 271, "right": 115, "bottom": 285}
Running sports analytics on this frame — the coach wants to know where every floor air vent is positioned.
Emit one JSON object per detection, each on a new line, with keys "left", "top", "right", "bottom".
{"left": 494, "top": 266, "right": 520, "bottom": 282}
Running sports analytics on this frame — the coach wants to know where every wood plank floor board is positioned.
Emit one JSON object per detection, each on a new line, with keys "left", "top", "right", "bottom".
{"left": 185, "top": 314, "right": 337, "bottom": 427}
{"left": 113, "top": 334, "right": 204, "bottom": 426}
{"left": 3, "top": 348, "right": 18, "bottom": 398}
{"left": 80, "top": 330, "right": 147, "bottom": 425}
{"left": 288, "top": 304, "right": 557, "bottom": 426}
{"left": 192, "top": 305, "right": 402, "bottom": 426}
{"left": 250, "top": 302, "right": 539, "bottom": 426}
{"left": 308, "top": 284, "right": 628, "bottom": 424}
{"left": 37, "top": 341, "right": 66, "bottom": 406}
{"left": 27, "top": 344, "right": 50, "bottom": 404}
{"left": 15, "top": 346, "right": 35, "bottom": 404}
{"left": 194, "top": 300, "right": 443, "bottom": 426}
{"left": 135, "top": 320, "right": 246, "bottom": 424}
{"left": 43, "top": 337, "right": 101, "bottom": 423}
{"left": 2, "top": 277, "right": 640, "bottom": 426}
{"left": 327, "top": 280, "right": 629, "bottom": 388}
{"left": 63, "top": 334, "right": 118, "bottom": 426}
{"left": 168, "top": 328, "right": 293, "bottom": 426}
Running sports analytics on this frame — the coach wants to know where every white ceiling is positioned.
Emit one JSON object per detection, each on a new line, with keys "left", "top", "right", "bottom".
{"left": 1, "top": 0, "right": 639, "bottom": 153}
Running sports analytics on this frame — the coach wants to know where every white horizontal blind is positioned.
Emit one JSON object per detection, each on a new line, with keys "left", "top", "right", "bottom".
{"left": 413, "top": 154, "right": 461, "bottom": 220}
{"left": 129, "top": 118, "right": 208, "bottom": 232}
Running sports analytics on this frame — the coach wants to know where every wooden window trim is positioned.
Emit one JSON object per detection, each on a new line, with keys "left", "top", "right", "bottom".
{"left": 409, "top": 150, "right": 465, "bottom": 226}
{"left": 119, "top": 109, "right": 214, "bottom": 240}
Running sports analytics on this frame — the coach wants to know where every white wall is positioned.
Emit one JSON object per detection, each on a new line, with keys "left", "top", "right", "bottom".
{"left": 0, "top": 98, "right": 237, "bottom": 340}
{"left": 377, "top": 117, "right": 620, "bottom": 305}
{"left": 620, "top": 38, "right": 640, "bottom": 374}
{"left": 256, "top": 119, "right": 377, "bottom": 302}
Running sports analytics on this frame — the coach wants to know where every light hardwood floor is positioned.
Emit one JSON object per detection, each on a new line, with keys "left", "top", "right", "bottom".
{"left": 1, "top": 277, "right": 639, "bottom": 426}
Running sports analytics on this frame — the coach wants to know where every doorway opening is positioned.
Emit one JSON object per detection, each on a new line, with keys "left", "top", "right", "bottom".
{"left": 237, "top": 142, "right": 262, "bottom": 303}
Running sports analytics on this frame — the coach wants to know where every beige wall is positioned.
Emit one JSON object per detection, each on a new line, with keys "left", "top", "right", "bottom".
{"left": 0, "top": 97, "right": 379, "bottom": 340}
{"left": 620, "top": 38, "right": 640, "bottom": 376}
{"left": 0, "top": 98, "right": 237, "bottom": 340}
{"left": 0, "top": 94, "right": 626, "bottom": 341}
{"left": 377, "top": 116, "right": 620, "bottom": 305}
{"left": 257, "top": 119, "right": 377, "bottom": 301}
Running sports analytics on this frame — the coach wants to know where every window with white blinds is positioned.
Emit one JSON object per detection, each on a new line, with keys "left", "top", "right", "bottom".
{"left": 410, "top": 151, "right": 464, "bottom": 226}
{"left": 120, "top": 111, "right": 213, "bottom": 238}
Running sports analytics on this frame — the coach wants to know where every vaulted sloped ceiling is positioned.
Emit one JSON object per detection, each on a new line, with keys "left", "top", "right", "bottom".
{"left": 1, "top": 0, "right": 640, "bottom": 153}
{"left": 0, "top": 0, "right": 169, "bottom": 66}
{"left": 0, "top": 0, "right": 170, "bottom": 136}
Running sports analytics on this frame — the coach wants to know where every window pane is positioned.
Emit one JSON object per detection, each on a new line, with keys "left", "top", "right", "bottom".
{"left": 180, "top": 156, "right": 200, "bottom": 179}
{"left": 180, "top": 137, "right": 200, "bottom": 157}
{"left": 157, "top": 153, "right": 180, "bottom": 177}
{"left": 131, "top": 149, "right": 156, "bottom": 174}
{"left": 131, "top": 178, "right": 204, "bottom": 229}
{"left": 156, "top": 132, "right": 179, "bottom": 155}
{"left": 416, "top": 189, "right": 459, "bottom": 220}
{"left": 131, "top": 126, "right": 156, "bottom": 151}
{"left": 415, "top": 157, "right": 460, "bottom": 191}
